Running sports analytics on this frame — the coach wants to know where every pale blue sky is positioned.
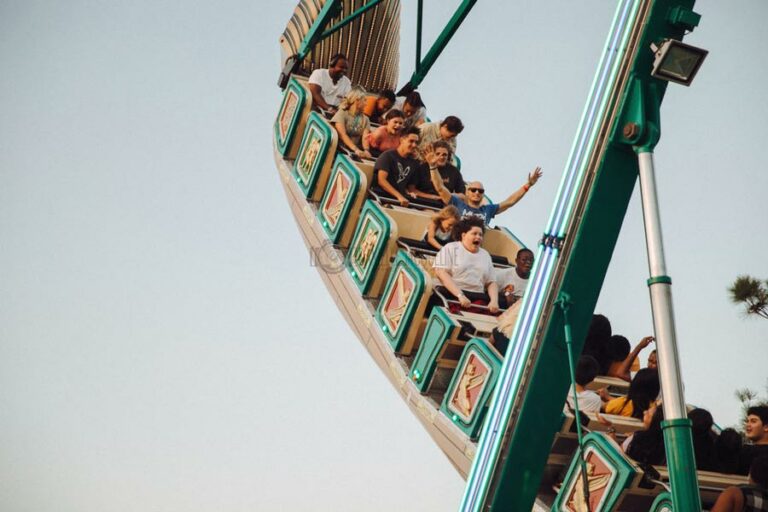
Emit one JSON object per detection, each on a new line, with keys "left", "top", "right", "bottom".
{"left": 1, "top": 1, "right": 766, "bottom": 511}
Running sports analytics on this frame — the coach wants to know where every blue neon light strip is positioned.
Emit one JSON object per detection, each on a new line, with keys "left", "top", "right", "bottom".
{"left": 460, "top": 1, "right": 641, "bottom": 508}
{"left": 547, "top": 0, "right": 637, "bottom": 235}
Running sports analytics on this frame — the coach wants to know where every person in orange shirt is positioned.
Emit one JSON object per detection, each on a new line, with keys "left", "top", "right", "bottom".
{"left": 363, "top": 89, "right": 395, "bottom": 124}
{"left": 602, "top": 368, "right": 659, "bottom": 419}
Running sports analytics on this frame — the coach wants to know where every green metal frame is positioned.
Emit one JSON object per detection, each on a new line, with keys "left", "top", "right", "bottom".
{"left": 274, "top": 78, "right": 308, "bottom": 155}
{"left": 440, "top": 338, "right": 502, "bottom": 440}
{"left": 318, "top": 154, "right": 362, "bottom": 244}
{"left": 552, "top": 433, "right": 639, "bottom": 511}
{"left": 278, "top": 0, "right": 383, "bottom": 88}
{"left": 375, "top": 251, "right": 426, "bottom": 352}
{"left": 320, "top": 0, "right": 384, "bottom": 39}
{"left": 409, "top": 307, "right": 459, "bottom": 392}
{"left": 461, "top": 1, "right": 703, "bottom": 511}
{"left": 346, "top": 200, "right": 390, "bottom": 295}
{"left": 398, "top": 0, "right": 479, "bottom": 96}
{"left": 293, "top": 112, "right": 335, "bottom": 197}
{"left": 651, "top": 492, "right": 675, "bottom": 512}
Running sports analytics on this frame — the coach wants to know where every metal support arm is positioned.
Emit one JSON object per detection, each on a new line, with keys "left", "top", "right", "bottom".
{"left": 279, "top": 0, "right": 387, "bottom": 89}
{"left": 398, "top": 0, "right": 478, "bottom": 96}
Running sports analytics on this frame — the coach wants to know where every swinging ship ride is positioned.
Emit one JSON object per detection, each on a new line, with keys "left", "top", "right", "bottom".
{"left": 273, "top": 1, "right": 742, "bottom": 510}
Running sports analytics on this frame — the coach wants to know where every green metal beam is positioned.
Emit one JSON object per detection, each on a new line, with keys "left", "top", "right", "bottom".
{"left": 461, "top": 0, "right": 704, "bottom": 510}
{"left": 415, "top": 0, "right": 424, "bottom": 71}
{"left": 320, "top": 0, "right": 384, "bottom": 39}
{"left": 398, "top": 0, "right": 478, "bottom": 96}
{"left": 278, "top": 0, "right": 343, "bottom": 88}
{"left": 296, "top": 0, "right": 343, "bottom": 58}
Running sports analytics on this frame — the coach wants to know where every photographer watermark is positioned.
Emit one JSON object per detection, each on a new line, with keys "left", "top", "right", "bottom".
{"left": 309, "top": 240, "right": 346, "bottom": 274}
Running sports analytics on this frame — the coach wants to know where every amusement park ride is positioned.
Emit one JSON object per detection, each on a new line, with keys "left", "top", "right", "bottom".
{"left": 273, "top": 1, "right": 741, "bottom": 510}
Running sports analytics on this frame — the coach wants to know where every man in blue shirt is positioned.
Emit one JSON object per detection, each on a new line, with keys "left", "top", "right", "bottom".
{"left": 426, "top": 146, "right": 542, "bottom": 225}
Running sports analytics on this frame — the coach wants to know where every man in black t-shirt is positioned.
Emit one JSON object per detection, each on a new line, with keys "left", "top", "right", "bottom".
{"left": 375, "top": 127, "right": 426, "bottom": 207}
{"left": 738, "top": 406, "right": 768, "bottom": 476}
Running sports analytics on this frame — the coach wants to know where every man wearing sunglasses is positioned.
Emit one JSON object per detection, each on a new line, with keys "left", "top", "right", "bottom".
{"left": 426, "top": 147, "right": 543, "bottom": 225}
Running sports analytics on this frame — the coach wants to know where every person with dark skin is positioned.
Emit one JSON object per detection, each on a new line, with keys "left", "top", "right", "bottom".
{"left": 307, "top": 54, "right": 351, "bottom": 113}
{"left": 605, "top": 335, "right": 654, "bottom": 382}
{"left": 363, "top": 89, "right": 395, "bottom": 124}
{"left": 495, "top": 248, "right": 534, "bottom": 308}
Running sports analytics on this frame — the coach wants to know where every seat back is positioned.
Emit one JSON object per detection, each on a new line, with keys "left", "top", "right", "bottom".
{"left": 482, "top": 227, "right": 524, "bottom": 266}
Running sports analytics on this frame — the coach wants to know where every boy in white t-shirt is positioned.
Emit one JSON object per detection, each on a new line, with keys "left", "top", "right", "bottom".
{"left": 494, "top": 248, "right": 534, "bottom": 308}
{"left": 565, "top": 355, "right": 608, "bottom": 414}
{"left": 433, "top": 217, "right": 500, "bottom": 313}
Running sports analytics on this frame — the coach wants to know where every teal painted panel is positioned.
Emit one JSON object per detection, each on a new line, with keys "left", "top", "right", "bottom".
{"left": 274, "top": 78, "right": 307, "bottom": 156}
{"left": 293, "top": 112, "right": 334, "bottom": 197}
{"left": 552, "top": 433, "right": 638, "bottom": 512}
{"left": 409, "top": 307, "right": 458, "bottom": 393}
{"left": 375, "top": 251, "right": 426, "bottom": 352}
{"left": 317, "top": 154, "right": 361, "bottom": 243}
{"left": 345, "top": 200, "right": 391, "bottom": 295}
{"left": 441, "top": 339, "right": 502, "bottom": 440}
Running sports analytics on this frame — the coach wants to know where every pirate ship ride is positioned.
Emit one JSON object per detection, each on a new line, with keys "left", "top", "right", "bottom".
{"left": 273, "top": 1, "right": 743, "bottom": 510}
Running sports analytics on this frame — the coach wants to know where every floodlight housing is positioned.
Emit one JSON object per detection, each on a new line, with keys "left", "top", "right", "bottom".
{"left": 651, "top": 39, "right": 708, "bottom": 86}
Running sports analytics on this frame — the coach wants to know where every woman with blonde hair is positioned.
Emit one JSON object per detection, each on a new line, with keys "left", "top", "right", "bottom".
{"left": 331, "top": 86, "right": 372, "bottom": 159}
{"left": 425, "top": 205, "right": 460, "bottom": 250}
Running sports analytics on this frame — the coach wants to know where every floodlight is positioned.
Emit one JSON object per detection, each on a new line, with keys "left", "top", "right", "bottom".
{"left": 650, "top": 39, "right": 708, "bottom": 86}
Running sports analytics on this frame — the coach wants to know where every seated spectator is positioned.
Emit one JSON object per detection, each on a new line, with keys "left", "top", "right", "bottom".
{"left": 425, "top": 205, "right": 460, "bottom": 250}
{"left": 712, "top": 455, "right": 768, "bottom": 512}
{"left": 433, "top": 217, "right": 500, "bottom": 314}
{"left": 716, "top": 428, "right": 744, "bottom": 474}
{"left": 393, "top": 91, "right": 427, "bottom": 130}
{"left": 738, "top": 406, "right": 768, "bottom": 476}
{"left": 419, "top": 116, "right": 464, "bottom": 154}
{"left": 308, "top": 53, "right": 351, "bottom": 113}
{"left": 565, "top": 355, "right": 608, "bottom": 414}
{"left": 374, "top": 127, "right": 429, "bottom": 208}
{"left": 689, "top": 408, "right": 718, "bottom": 471}
{"left": 491, "top": 300, "right": 521, "bottom": 355}
{"left": 331, "top": 87, "right": 372, "bottom": 159}
{"left": 494, "top": 248, "right": 534, "bottom": 308}
{"left": 602, "top": 368, "right": 660, "bottom": 419}
{"left": 624, "top": 403, "right": 667, "bottom": 466}
{"left": 605, "top": 335, "right": 655, "bottom": 382}
{"left": 417, "top": 142, "right": 465, "bottom": 195}
{"left": 363, "top": 89, "right": 395, "bottom": 124}
{"left": 366, "top": 109, "right": 404, "bottom": 156}
{"left": 583, "top": 314, "right": 612, "bottom": 373}
{"left": 426, "top": 158, "right": 543, "bottom": 225}
{"left": 647, "top": 348, "right": 658, "bottom": 370}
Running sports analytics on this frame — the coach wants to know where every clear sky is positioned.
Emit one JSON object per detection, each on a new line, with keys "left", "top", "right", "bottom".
{"left": 1, "top": 1, "right": 766, "bottom": 511}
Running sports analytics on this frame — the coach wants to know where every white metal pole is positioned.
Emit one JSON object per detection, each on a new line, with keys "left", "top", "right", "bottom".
{"left": 637, "top": 151, "right": 687, "bottom": 418}
{"left": 637, "top": 149, "right": 701, "bottom": 512}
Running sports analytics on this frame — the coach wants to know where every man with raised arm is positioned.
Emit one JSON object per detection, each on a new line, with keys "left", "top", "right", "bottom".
{"left": 307, "top": 53, "right": 351, "bottom": 114}
{"left": 425, "top": 146, "right": 542, "bottom": 225}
